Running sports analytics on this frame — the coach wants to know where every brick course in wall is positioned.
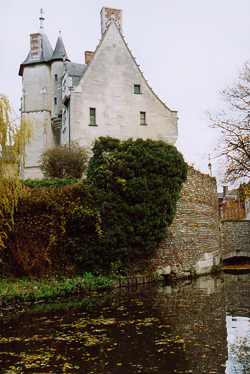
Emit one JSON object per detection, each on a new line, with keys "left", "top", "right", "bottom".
{"left": 152, "top": 166, "right": 221, "bottom": 277}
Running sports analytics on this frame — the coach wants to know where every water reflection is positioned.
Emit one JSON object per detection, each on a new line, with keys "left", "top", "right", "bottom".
{"left": 0, "top": 273, "right": 249, "bottom": 373}
{"left": 226, "top": 316, "right": 250, "bottom": 373}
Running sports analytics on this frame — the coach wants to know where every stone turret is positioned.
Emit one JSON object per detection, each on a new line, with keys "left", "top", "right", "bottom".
{"left": 18, "top": 9, "right": 55, "bottom": 179}
{"left": 51, "top": 31, "right": 70, "bottom": 144}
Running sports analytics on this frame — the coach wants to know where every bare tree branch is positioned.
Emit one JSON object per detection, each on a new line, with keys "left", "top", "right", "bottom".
{"left": 207, "top": 61, "right": 250, "bottom": 183}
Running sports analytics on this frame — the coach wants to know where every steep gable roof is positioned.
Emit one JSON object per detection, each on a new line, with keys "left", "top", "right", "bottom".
{"left": 75, "top": 18, "right": 174, "bottom": 112}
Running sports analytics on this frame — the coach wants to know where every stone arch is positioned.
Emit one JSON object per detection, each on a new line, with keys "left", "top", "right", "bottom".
{"left": 221, "top": 251, "right": 250, "bottom": 261}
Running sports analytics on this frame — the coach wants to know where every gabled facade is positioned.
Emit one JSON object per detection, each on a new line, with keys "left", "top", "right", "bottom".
{"left": 19, "top": 8, "right": 178, "bottom": 179}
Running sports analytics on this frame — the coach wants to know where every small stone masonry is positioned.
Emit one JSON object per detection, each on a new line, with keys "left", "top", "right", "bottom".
{"left": 153, "top": 166, "right": 221, "bottom": 277}
{"left": 221, "top": 220, "right": 250, "bottom": 261}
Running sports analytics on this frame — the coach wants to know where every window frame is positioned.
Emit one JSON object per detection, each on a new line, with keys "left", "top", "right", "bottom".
{"left": 140, "top": 111, "right": 147, "bottom": 125}
{"left": 89, "top": 108, "right": 97, "bottom": 126}
{"left": 134, "top": 84, "right": 141, "bottom": 94}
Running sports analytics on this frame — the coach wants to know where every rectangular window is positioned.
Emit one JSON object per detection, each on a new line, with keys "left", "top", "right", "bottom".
{"left": 90, "top": 108, "right": 96, "bottom": 125}
{"left": 54, "top": 97, "right": 57, "bottom": 105}
{"left": 140, "top": 112, "right": 146, "bottom": 125}
{"left": 134, "top": 84, "right": 141, "bottom": 94}
{"left": 55, "top": 74, "right": 58, "bottom": 82}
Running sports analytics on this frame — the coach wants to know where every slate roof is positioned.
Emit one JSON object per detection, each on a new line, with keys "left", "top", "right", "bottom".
{"left": 18, "top": 32, "right": 53, "bottom": 76}
{"left": 218, "top": 188, "right": 239, "bottom": 206}
{"left": 19, "top": 30, "right": 70, "bottom": 76}
{"left": 51, "top": 33, "right": 70, "bottom": 61}
{"left": 65, "top": 61, "right": 87, "bottom": 86}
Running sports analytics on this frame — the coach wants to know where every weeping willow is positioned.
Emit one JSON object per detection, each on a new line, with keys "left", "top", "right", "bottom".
{"left": 0, "top": 94, "right": 32, "bottom": 251}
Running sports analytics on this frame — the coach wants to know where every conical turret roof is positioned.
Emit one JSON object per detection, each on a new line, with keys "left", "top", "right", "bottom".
{"left": 51, "top": 31, "right": 70, "bottom": 61}
{"left": 18, "top": 9, "right": 53, "bottom": 76}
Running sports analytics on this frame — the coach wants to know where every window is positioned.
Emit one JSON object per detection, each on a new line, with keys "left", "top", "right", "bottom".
{"left": 140, "top": 112, "right": 146, "bottom": 125}
{"left": 55, "top": 74, "right": 58, "bottom": 82}
{"left": 89, "top": 108, "right": 96, "bottom": 125}
{"left": 134, "top": 84, "right": 141, "bottom": 94}
{"left": 54, "top": 97, "right": 57, "bottom": 105}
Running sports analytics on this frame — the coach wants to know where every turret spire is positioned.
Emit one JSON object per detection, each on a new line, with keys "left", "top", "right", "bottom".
{"left": 39, "top": 8, "right": 45, "bottom": 33}
{"left": 51, "top": 30, "right": 70, "bottom": 61}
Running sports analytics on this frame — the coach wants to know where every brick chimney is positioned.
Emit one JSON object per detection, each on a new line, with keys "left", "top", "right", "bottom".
{"left": 223, "top": 186, "right": 229, "bottom": 197}
{"left": 100, "top": 7, "right": 123, "bottom": 34}
{"left": 29, "top": 33, "right": 42, "bottom": 61}
{"left": 85, "top": 51, "right": 93, "bottom": 64}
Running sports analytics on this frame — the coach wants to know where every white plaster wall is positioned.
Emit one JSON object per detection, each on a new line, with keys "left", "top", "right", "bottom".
{"left": 70, "top": 21, "right": 178, "bottom": 148}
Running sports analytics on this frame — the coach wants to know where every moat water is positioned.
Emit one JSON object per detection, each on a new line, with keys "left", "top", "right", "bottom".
{"left": 0, "top": 273, "right": 249, "bottom": 373}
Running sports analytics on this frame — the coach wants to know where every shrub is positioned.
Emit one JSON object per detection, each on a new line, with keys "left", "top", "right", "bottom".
{"left": 3, "top": 181, "right": 98, "bottom": 277}
{"left": 39, "top": 142, "right": 90, "bottom": 179}
{"left": 83, "top": 136, "right": 188, "bottom": 271}
{"left": 2, "top": 137, "right": 188, "bottom": 277}
{"left": 22, "top": 177, "right": 80, "bottom": 189}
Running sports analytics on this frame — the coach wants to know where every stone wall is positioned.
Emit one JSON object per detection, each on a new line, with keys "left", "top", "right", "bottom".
{"left": 221, "top": 220, "right": 250, "bottom": 260}
{"left": 153, "top": 166, "right": 221, "bottom": 277}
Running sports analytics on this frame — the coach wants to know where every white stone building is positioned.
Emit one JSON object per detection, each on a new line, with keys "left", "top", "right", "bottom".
{"left": 19, "top": 7, "right": 178, "bottom": 179}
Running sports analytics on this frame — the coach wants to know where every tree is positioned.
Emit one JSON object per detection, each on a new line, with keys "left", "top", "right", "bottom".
{"left": 39, "top": 142, "right": 90, "bottom": 179}
{"left": 0, "top": 94, "right": 32, "bottom": 250}
{"left": 0, "top": 94, "right": 32, "bottom": 178}
{"left": 207, "top": 61, "right": 250, "bottom": 183}
{"left": 220, "top": 197, "right": 246, "bottom": 220}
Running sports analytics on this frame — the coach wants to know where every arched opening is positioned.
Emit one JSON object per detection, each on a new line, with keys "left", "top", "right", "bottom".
{"left": 223, "top": 256, "right": 250, "bottom": 266}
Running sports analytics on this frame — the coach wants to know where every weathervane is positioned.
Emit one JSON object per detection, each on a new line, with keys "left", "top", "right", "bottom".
{"left": 39, "top": 8, "right": 45, "bottom": 31}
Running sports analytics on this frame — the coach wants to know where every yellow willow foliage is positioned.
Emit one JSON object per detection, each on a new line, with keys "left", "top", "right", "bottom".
{"left": 220, "top": 197, "right": 246, "bottom": 220}
{"left": 0, "top": 93, "right": 33, "bottom": 253}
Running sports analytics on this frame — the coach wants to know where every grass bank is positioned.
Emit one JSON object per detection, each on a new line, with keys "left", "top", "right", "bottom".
{"left": 0, "top": 273, "right": 114, "bottom": 304}
{"left": 0, "top": 272, "right": 159, "bottom": 306}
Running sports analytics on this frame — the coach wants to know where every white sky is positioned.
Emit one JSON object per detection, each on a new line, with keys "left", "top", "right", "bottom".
{"left": 1, "top": 0, "right": 250, "bottom": 190}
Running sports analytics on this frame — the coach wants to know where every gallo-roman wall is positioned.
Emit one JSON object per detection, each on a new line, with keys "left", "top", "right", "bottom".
{"left": 220, "top": 220, "right": 250, "bottom": 261}
{"left": 152, "top": 166, "right": 221, "bottom": 277}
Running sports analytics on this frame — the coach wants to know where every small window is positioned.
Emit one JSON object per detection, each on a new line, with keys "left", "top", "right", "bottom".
{"left": 140, "top": 112, "right": 146, "bottom": 125}
{"left": 90, "top": 108, "right": 96, "bottom": 125}
{"left": 55, "top": 74, "right": 58, "bottom": 82}
{"left": 54, "top": 97, "right": 57, "bottom": 105}
{"left": 134, "top": 84, "right": 141, "bottom": 94}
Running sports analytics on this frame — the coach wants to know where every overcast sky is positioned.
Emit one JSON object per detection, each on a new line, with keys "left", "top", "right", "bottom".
{"left": 1, "top": 0, "right": 250, "bottom": 190}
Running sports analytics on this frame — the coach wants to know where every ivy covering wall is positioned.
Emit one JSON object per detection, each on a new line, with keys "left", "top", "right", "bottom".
{"left": 2, "top": 137, "right": 188, "bottom": 277}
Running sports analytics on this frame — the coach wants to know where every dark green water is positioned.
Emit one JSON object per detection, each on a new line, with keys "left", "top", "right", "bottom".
{"left": 0, "top": 273, "right": 249, "bottom": 373}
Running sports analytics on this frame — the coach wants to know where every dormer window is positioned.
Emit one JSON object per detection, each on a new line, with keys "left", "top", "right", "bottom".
{"left": 134, "top": 84, "right": 141, "bottom": 94}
